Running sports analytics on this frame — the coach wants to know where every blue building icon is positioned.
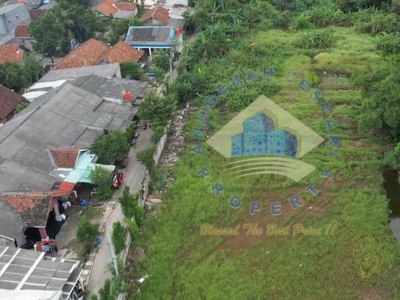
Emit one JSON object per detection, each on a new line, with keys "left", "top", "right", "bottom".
{"left": 266, "top": 129, "right": 297, "bottom": 157}
{"left": 230, "top": 112, "right": 298, "bottom": 158}
{"left": 231, "top": 133, "right": 244, "bottom": 157}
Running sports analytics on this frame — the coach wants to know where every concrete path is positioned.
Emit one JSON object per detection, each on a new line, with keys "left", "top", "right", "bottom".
{"left": 86, "top": 127, "right": 153, "bottom": 295}
{"left": 86, "top": 33, "right": 198, "bottom": 296}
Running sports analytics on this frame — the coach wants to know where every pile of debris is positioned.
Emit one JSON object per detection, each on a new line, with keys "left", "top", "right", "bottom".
{"left": 159, "top": 104, "right": 194, "bottom": 167}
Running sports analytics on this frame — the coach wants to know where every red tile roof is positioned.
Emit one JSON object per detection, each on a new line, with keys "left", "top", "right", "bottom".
{"left": 14, "top": 24, "right": 30, "bottom": 38}
{"left": 49, "top": 147, "right": 80, "bottom": 168}
{"left": 2, "top": 191, "right": 58, "bottom": 227}
{"left": 57, "top": 181, "right": 75, "bottom": 195}
{"left": 100, "top": 41, "right": 143, "bottom": 63}
{"left": 0, "top": 85, "right": 26, "bottom": 120}
{"left": 95, "top": 0, "right": 137, "bottom": 16}
{"left": 29, "top": 9, "right": 47, "bottom": 21}
{"left": 54, "top": 39, "right": 109, "bottom": 70}
{"left": 0, "top": 44, "right": 24, "bottom": 64}
{"left": 116, "top": 2, "right": 136, "bottom": 10}
{"left": 55, "top": 39, "right": 143, "bottom": 70}
{"left": 141, "top": 5, "right": 169, "bottom": 25}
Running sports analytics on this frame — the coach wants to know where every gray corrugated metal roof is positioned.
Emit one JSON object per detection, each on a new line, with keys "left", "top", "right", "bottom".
{"left": 0, "top": 246, "right": 80, "bottom": 297}
{"left": 0, "top": 78, "right": 144, "bottom": 238}
{"left": 168, "top": 18, "right": 183, "bottom": 28}
{"left": 39, "top": 63, "right": 121, "bottom": 82}
{"left": 126, "top": 26, "right": 173, "bottom": 43}
{"left": 113, "top": 10, "right": 135, "bottom": 19}
{"left": 0, "top": 3, "right": 21, "bottom": 14}
{"left": 0, "top": 200, "right": 24, "bottom": 240}
{"left": 71, "top": 74, "right": 148, "bottom": 101}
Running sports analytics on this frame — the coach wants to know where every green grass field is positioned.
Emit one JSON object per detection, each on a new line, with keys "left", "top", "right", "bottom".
{"left": 132, "top": 27, "right": 400, "bottom": 300}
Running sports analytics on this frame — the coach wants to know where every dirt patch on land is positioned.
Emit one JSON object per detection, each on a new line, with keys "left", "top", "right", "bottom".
{"left": 199, "top": 181, "right": 334, "bottom": 260}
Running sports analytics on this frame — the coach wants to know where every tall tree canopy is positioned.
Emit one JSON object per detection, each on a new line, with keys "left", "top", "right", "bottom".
{"left": 90, "top": 131, "right": 130, "bottom": 163}
{"left": 28, "top": 12, "right": 64, "bottom": 56}
{"left": 355, "top": 55, "right": 400, "bottom": 140}
{"left": 28, "top": 0, "right": 105, "bottom": 55}
{"left": 0, "top": 57, "right": 43, "bottom": 92}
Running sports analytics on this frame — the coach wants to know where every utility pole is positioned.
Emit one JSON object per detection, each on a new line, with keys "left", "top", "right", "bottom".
{"left": 106, "top": 221, "right": 119, "bottom": 276}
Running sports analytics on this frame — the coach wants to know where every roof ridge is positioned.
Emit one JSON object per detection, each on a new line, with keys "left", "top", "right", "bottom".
{"left": 48, "top": 146, "right": 80, "bottom": 150}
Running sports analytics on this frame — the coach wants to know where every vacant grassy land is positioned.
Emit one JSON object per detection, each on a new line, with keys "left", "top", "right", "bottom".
{"left": 133, "top": 27, "right": 400, "bottom": 300}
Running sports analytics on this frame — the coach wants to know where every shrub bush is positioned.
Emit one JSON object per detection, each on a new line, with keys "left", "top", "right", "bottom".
{"left": 112, "top": 221, "right": 125, "bottom": 255}
{"left": 125, "top": 219, "right": 139, "bottom": 238}
{"left": 89, "top": 166, "right": 113, "bottom": 200}
{"left": 353, "top": 9, "right": 397, "bottom": 35}
{"left": 290, "top": 14, "right": 314, "bottom": 30}
{"left": 77, "top": 217, "right": 99, "bottom": 243}
{"left": 306, "top": 5, "right": 350, "bottom": 27}
{"left": 375, "top": 33, "right": 400, "bottom": 55}
{"left": 297, "top": 29, "right": 336, "bottom": 49}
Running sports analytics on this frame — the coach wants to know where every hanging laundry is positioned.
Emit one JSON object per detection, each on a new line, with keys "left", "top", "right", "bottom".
{"left": 62, "top": 201, "right": 71, "bottom": 209}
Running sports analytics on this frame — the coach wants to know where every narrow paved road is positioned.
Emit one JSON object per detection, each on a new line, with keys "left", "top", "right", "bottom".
{"left": 87, "top": 127, "right": 153, "bottom": 295}
{"left": 87, "top": 33, "right": 198, "bottom": 296}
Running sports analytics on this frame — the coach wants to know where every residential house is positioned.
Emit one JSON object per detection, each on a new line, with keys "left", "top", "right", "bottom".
{"left": 0, "top": 246, "right": 84, "bottom": 300}
{"left": 0, "top": 85, "right": 27, "bottom": 123}
{"left": 0, "top": 75, "right": 148, "bottom": 243}
{"left": 0, "top": 4, "right": 31, "bottom": 45}
{"left": 0, "top": 44, "right": 24, "bottom": 63}
{"left": 53, "top": 39, "right": 143, "bottom": 70}
{"left": 142, "top": 4, "right": 187, "bottom": 29}
{"left": 164, "top": 0, "right": 188, "bottom": 5}
{"left": 94, "top": 0, "right": 137, "bottom": 20}
{"left": 166, "top": 4, "right": 192, "bottom": 28}
{"left": 143, "top": 0, "right": 157, "bottom": 7}
{"left": 39, "top": 63, "right": 122, "bottom": 82}
{"left": 26, "top": 73, "right": 148, "bottom": 102}
{"left": 125, "top": 25, "right": 181, "bottom": 60}
{"left": 98, "top": 40, "right": 144, "bottom": 64}
{"left": 141, "top": 5, "right": 169, "bottom": 25}
{"left": 4, "top": 9, "right": 47, "bottom": 52}
{"left": 10, "top": 23, "right": 34, "bottom": 51}
{"left": 29, "top": 8, "right": 47, "bottom": 21}
{"left": 13, "top": 0, "right": 56, "bottom": 10}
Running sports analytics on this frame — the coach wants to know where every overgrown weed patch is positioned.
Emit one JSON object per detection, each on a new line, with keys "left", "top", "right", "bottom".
{"left": 133, "top": 27, "right": 400, "bottom": 300}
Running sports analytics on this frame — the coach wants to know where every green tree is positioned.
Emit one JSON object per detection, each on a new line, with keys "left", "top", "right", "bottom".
{"left": 183, "top": 10, "right": 196, "bottom": 33}
{"left": 118, "top": 187, "right": 144, "bottom": 227}
{"left": 375, "top": 33, "right": 400, "bottom": 55}
{"left": 120, "top": 61, "right": 143, "bottom": 80}
{"left": 125, "top": 218, "right": 139, "bottom": 238}
{"left": 354, "top": 55, "right": 400, "bottom": 140}
{"left": 91, "top": 295, "right": 99, "bottom": 300}
{"left": 138, "top": 91, "right": 176, "bottom": 141}
{"left": 53, "top": 0, "right": 106, "bottom": 42}
{"left": 76, "top": 217, "right": 99, "bottom": 243}
{"left": 0, "top": 62, "right": 28, "bottom": 92}
{"left": 136, "top": 148, "right": 155, "bottom": 173}
{"left": 28, "top": 12, "right": 64, "bottom": 56}
{"left": 153, "top": 50, "right": 171, "bottom": 72}
{"left": 112, "top": 221, "right": 126, "bottom": 255}
{"left": 97, "top": 277, "right": 127, "bottom": 300}
{"left": 90, "top": 131, "right": 130, "bottom": 163}
{"left": 119, "top": 186, "right": 137, "bottom": 219}
{"left": 110, "top": 17, "right": 143, "bottom": 37}
{"left": 68, "top": 0, "right": 91, "bottom": 8}
{"left": 98, "top": 279, "right": 112, "bottom": 300}
{"left": 89, "top": 165, "right": 113, "bottom": 200}
{"left": 21, "top": 56, "right": 44, "bottom": 84}
{"left": 166, "top": 72, "right": 207, "bottom": 105}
